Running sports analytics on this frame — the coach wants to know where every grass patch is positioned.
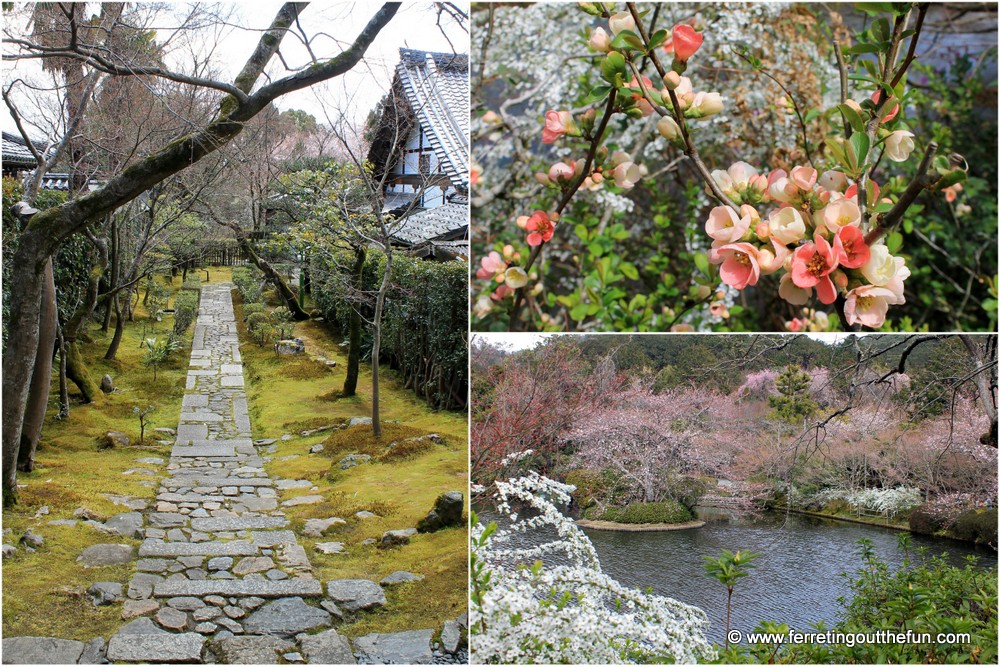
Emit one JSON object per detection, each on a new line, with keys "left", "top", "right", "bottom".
{"left": 0, "top": 270, "right": 214, "bottom": 641}
{"left": 235, "top": 293, "right": 468, "bottom": 638}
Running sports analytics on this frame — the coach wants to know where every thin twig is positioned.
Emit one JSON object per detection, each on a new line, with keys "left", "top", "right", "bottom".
{"left": 865, "top": 141, "right": 937, "bottom": 245}
{"left": 833, "top": 39, "right": 850, "bottom": 138}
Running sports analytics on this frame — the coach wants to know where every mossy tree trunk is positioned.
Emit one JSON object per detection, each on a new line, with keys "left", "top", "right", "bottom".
{"left": 104, "top": 294, "right": 125, "bottom": 360}
{"left": 2, "top": 2, "right": 399, "bottom": 505}
{"left": 17, "top": 260, "right": 57, "bottom": 473}
{"left": 231, "top": 233, "right": 309, "bottom": 321}
{"left": 342, "top": 247, "right": 366, "bottom": 397}
{"left": 371, "top": 249, "right": 392, "bottom": 438}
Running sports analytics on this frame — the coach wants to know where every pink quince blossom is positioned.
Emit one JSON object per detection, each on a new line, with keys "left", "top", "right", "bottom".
{"left": 756, "top": 239, "right": 790, "bottom": 275}
{"left": 548, "top": 161, "right": 577, "bottom": 183}
{"left": 627, "top": 75, "right": 655, "bottom": 116}
{"left": 791, "top": 233, "right": 839, "bottom": 304}
{"left": 779, "top": 272, "right": 811, "bottom": 305}
{"left": 711, "top": 242, "right": 761, "bottom": 290}
{"left": 589, "top": 27, "right": 612, "bottom": 52}
{"left": 670, "top": 24, "right": 704, "bottom": 62}
{"left": 476, "top": 251, "right": 507, "bottom": 281}
{"left": 844, "top": 284, "right": 897, "bottom": 327}
{"left": 871, "top": 90, "right": 899, "bottom": 123}
{"left": 790, "top": 166, "right": 818, "bottom": 191}
{"left": 705, "top": 205, "right": 751, "bottom": 243}
{"left": 525, "top": 210, "right": 556, "bottom": 246}
{"left": 542, "top": 110, "right": 573, "bottom": 144}
{"left": 833, "top": 225, "right": 870, "bottom": 269}
{"left": 818, "top": 170, "right": 848, "bottom": 193}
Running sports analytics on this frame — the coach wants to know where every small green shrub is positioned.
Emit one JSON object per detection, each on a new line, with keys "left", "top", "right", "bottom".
{"left": 596, "top": 500, "right": 694, "bottom": 524}
{"left": 242, "top": 303, "right": 266, "bottom": 320}
{"left": 233, "top": 266, "right": 263, "bottom": 303}
{"left": 181, "top": 274, "right": 201, "bottom": 291}
{"left": 565, "top": 468, "right": 605, "bottom": 509}
{"left": 245, "top": 311, "right": 270, "bottom": 332}
{"left": 909, "top": 503, "right": 947, "bottom": 535}
{"left": 172, "top": 289, "right": 199, "bottom": 335}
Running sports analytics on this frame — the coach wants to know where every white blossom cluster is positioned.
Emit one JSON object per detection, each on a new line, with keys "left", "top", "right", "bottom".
{"left": 845, "top": 486, "right": 924, "bottom": 515}
{"left": 471, "top": 471, "right": 715, "bottom": 664}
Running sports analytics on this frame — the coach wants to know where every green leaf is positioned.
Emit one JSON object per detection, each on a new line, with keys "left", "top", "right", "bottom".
{"left": 886, "top": 231, "right": 903, "bottom": 254}
{"left": 694, "top": 252, "right": 710, "bottom": 276}
{"left": 587, "top": 241, "right": 605, "bottom": 257}
{"left": 574, "top": 224, "right": 590, "bottom": 242}
{"left": 855, "top": 2, "right": 899, "bottom": 16}
{"left": 647, "top": 29, "right": 668, "bottom": 50}
{"left": 903, "top": 218, "right": 913, "bottom": 234}
{"left": 872, "top": 17, "right": 890, "bottom": 44}
{"left": 584, "top": 85, "right": 612, "bottom": 105}
{"left": 936, "top": 169, "right": 967, "bottom": 189}
{"left": 844, "top": 43, "right": 881, "bottom": 55}
{"left": 600, "top": 52, "right": 627, "bottom": 84}
{"left": 610, "top": 30, "right": 644, "bottom": 52}
{"left": 570, "top": 303, "right": 589, "bottom": 322}
{"left": 837, "top": 103, "right": 866, "bottom": 134}
{"left": 621, "top": 263, "right": 639, "bottom": 280}
{"left": 849, "top": 132, "right": 870, "bottom": 166}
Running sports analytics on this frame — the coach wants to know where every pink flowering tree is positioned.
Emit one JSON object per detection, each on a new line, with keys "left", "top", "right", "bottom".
{"left": 471, "top": 3, "right": 989, "bottom": 332}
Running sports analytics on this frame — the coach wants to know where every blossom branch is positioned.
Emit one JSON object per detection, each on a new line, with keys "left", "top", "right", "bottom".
{"left": 626, "top": 2, "right": 739, "bottom": 211}
{"left": 508, "top": 88, "right": 619, "bottom": 329}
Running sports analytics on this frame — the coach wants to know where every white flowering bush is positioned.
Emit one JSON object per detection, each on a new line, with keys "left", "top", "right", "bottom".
{"left": 470, "top": 471, "right": 715, "bottom": 664}
{"left": 846, "top": 486, "right": 923, "bottom": 516}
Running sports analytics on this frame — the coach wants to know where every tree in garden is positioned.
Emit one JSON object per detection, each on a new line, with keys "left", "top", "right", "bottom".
{"left": 703, "top": 549, "right": 761, "bottom": 650}
{"left": 471, "top": 3, "right": 989, "bottom": 332}
{"left": 1, "top": 2, "right": 401, "bottom": 505}
{"left": 769, "top": 365, "right": 818, "bottom": 424}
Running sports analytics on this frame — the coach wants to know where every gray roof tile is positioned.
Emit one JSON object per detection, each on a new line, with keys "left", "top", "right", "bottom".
{"left": 392, "top": 202, "right": 468, "bottom": 246}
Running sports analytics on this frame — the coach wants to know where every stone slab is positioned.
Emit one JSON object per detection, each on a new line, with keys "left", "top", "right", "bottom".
{"left": 242, "top": 597, "right": 331, "bottom": 637}
{"left": 153, "top": 579, "right": 323, "bottom": 598}
{"left": 353, "top": 629, "right": 435, "bottom": 665}
{"left": 181, "top": 394, "right": 209, "bottom": 409}
{"left": 175, "top": 423, "right": 208, "bottom": 444}
{"left": 139, "top": 540, "right": 258, "bottom": 558}
{"left": 171, "top": 444, "right": 236, "bottom": 458}
{"left": 220, "top": 364, "right": 243, "bottom": 375}
{"left": 106, "top": 632, "right": 205, "bottom": 663}
{"left": 250, "top": 530, "right": 297, "bottom": 547}
{"left": 169, "top": 477, "right": 273, "bottom": 488}
{"left": 220, "top": 375, "right": 244, "bottom": 388}
{"left": 179, "top": 412, "right": 224, "bottom": 422}
{"left": 2, "top": 637, "right": 85, "bottom": 664}
{"left": 300, "top": 630, "right": 356, "bottom": 664}
{"left": 190, "top": 516, "right": 288, "bottom": 532}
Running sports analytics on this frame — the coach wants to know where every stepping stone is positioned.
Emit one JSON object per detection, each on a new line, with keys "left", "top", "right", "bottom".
{"left": 153, "top": 578, "right": 323, "bottom": 598}
{"left": 105, "top": 495, "right": 148, "bottom": 511}
{"left": 237, "top": 497, "right": 278, "bottom": 512}
{"left": 250, "top": 530, "right": 297, "bottom": 547}
{"left": 302, "top": 517, "right": 346, "bottom": 537}
{"left": 155, "top": 606, "right": 189, "bottom": 631}
{"left": 80, "top": 637, "right": 107, "bottom": 664}
{"left": 213, "top": 636, "right": 294, "bottom": 664}
{"left": 275, "top": 479, "right": 312, "bottom": 490}
{"left": 128, "top": 573, "right": 163, "bottom": 600}
{"left": 281, "top": 495, "right": 323, "bottom": 507}
{"left": 78, "top": 544, "right": 134, "bottom": 567}
{"left": 189, "top": 516, "right": 287, "bottom": 532}
{"left": 106, "top": 632, "right": 205, "bottom": 663}
{"left": 355, "top": 511, "right": 378, "bottom": 519}
{"left": 136, "top": 457, "right": 165, "bottom": 465}
{"left": 314, "top": 542, "right": 345, "bottom": 555}
{"left": 300, "top": 630, "right": 355, "bottom": 664}
{"left": 88, "top": 581, "right": 124, "bottom": 606}
{"left": 221, "top": 376, "right": 244, "bottom": 388}
{"left": 380, "top": 528, "right": 417, "bottom": 548}
{"left": 139, "top": 540, "right": 258, "bottom": 558}
{"left": 242, "top": 597, "right": 331, "bottom": 637}
{"left": 182, "top": 394, "right": 209, "bottom": 409}
{"left": 179, "top": 412, "right": 224, "bottom": 422}
{"left": 441, "top": 619, "right": 464, "bottom": 654}
{"left": 176, "top": 423, "right": 208, "bottom": 443}
{"left": 325, "top": 579, "right": 386, "bottom": 612}
{"left": 232, "top": 556, "right": 275, "bottom": 575}
{"left": 122, "top": 599, "right": 160, "bottom": 619}
{"left": 148, "top": 513, "right": 187, "bottom": 528}
{"left": 122, "top": 468, "right": 156, "bottom": 476}
{"left": 166, "top": 597, "right": 206, "bottom": 611}
{"left": 104, "top": 512, "right": 144, "bottom": 538}
{"left": 353, "top": 629, "right": 435, "bottom": 665}
{"left": 380, "top": 571, "right": 425, "bottom": 586}
{"left": 1, "top": 637, "right": 85, "bottom": 664}
{"left": 208, "top": 556, "right": 233, "bottom": 571}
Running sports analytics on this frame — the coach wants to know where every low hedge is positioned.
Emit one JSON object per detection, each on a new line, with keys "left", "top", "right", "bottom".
{"left": 593, "top": 500, "right": 694, "bottom": 524}
{"left": 172, "top": 289, "right": 199, "bottom": 335}
{"left": 949, "top": 508, "right": 997, "bottom": 546}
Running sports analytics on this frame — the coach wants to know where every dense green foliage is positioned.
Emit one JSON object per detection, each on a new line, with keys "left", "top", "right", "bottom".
{"left": 769, "top": 365, "right": 818, "bottom": 423}
{"left": 588, "top": 500, "right": 693, "bottom": 524}
{"left": 310, "top": 249, "right": 468, "bottom": 411}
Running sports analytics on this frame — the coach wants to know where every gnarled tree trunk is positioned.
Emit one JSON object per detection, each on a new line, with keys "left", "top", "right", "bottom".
{"left": 232, "top": 233, "right": 309, "bottom": 321}
{"left": 342, "top": 247, "right": 366, "bottom": 397}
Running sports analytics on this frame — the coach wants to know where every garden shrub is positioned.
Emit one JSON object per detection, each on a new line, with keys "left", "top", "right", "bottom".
{"left": 595, "top": 500, "right": 693, "bottom": 524}
{"left": 908, "top": 502, "right": 947, "bottom": 535}
{"left": 245, "top": 311, "right": 270, "bottom": 333}
{"left": 672, "top": 477, "right": 708, "bottom": 510}
{"left": 950, "top": 509, "right": 998, "bottom": 546}
{"left": 564, "top": 468, "right": 605, "bottom": 509}
{"left": 310, "top": 249, "right": 467, "bottom": 411}
{"left": 172, "top": 289, "right": 199, "bottom": 335}
{"left": 181, "top": 274, "right": 201, "bottom": 291}
{"left": 241, "top": 303, "right": 265, "bottom": 320}
{"left": 232, "top": 265, "right": 263, "bottom": 303}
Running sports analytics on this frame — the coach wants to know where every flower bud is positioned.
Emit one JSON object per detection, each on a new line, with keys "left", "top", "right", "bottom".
{"left": 608, "top": 11, "right": 636, "bottom": 36}
{"left": 657, "top": 115, "right": 681, "bottom": 140}
{"left": 663, "top": 71, "right": 682, "bottom": 91}
{"left": 482, "top": 110, "right": 501, "bottom": 124}
{"left": 588, "top": 27, "right": 612, "bottom": 53}
{"left": 671, "top": 24, "right": 704, "bottom": 62}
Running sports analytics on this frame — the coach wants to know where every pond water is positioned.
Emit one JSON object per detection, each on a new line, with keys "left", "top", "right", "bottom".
{"left": 584, "top": 510, "right": 996, "bottom": 645}
{"left": 477, "top": 506, "right": 997, "bottom": 646}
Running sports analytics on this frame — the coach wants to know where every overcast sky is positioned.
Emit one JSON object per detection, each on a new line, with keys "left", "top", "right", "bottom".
{"left": 475, "top": 333, "right": 850, "bottom": 352}
{"left": 2, "top": 2, "right": 466, "bottom": 138}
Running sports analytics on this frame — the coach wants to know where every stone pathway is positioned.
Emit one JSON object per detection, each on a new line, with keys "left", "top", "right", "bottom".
{"left": 2, "top": 284, "right": 467, "bottom": 665}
